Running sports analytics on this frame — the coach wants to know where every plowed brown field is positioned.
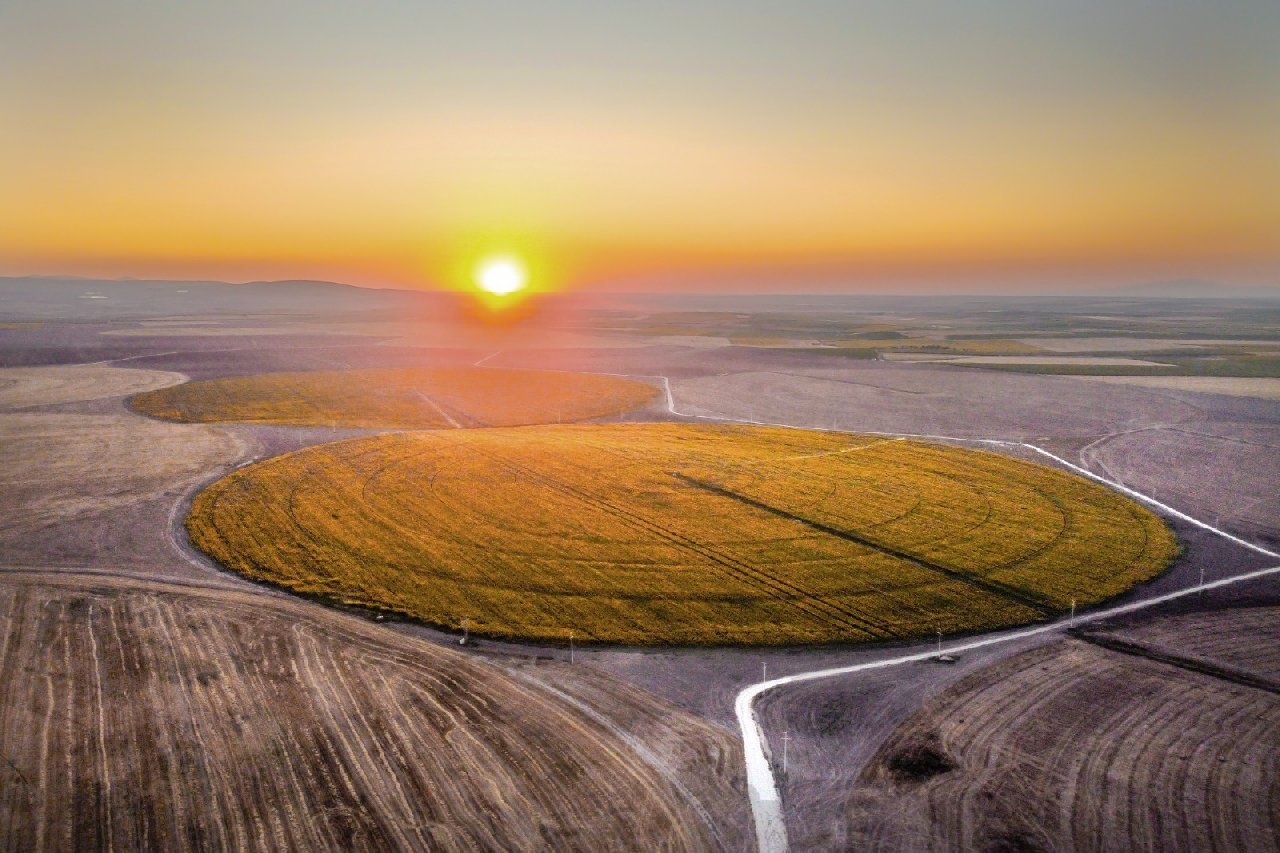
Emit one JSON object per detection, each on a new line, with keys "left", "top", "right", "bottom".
{"left": 849, "top": 608, "right": 1280, "bottom": 851}
{"left": 0, "top": 571, "right": 741, "bottom": 852}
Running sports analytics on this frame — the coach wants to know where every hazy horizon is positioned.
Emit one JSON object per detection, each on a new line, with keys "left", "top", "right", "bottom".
{"left": 3, "top": 1, "right": 1278, "bottom": 293}
{"left": 3, "top": 272, "right": 1277, "bottom": 300}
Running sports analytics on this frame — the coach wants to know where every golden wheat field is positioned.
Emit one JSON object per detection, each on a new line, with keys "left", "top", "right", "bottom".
{"left": 188, "top": 423, "right": 1176, "bottom": 646}
{"left": 131, "top": 367, "right": 659, "bottom": 429}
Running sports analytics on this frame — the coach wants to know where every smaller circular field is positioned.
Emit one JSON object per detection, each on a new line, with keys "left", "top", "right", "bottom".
{"left": 188, "top": 424, "right": 1176, "bottom": 646}
{"left": 131, "top": 367, "right": 659, "bottom": 429}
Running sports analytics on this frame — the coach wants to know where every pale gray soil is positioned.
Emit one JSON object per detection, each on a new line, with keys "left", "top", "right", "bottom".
{"left": 841, "top": 606, "right": 1280, "bottom": 852}
{"left": 2, "top": 310, "right": 1277, "bottom": 851}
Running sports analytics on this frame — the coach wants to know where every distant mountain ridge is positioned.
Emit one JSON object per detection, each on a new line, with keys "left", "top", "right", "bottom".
{"left": 0, "top": 276, "right": 442, "bottom": 320}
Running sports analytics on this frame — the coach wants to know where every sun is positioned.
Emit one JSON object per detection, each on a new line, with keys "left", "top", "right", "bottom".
{"left": 474, "top": 256, "right": 527, "bottom": 296}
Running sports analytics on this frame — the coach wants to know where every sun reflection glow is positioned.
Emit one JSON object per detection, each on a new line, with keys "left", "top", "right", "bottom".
{"left": 475, "top": 256, "right": 527, "bottom": 296}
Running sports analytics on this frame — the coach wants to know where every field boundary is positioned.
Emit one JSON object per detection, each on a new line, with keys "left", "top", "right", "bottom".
{"left": 1073, "top": 629, "right": 1280, "bottom": 695}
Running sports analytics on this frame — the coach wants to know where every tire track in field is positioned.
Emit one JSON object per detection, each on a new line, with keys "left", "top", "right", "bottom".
{"left": 504, "top": 667, "right": 730, "bottom": 853}
{"left": 1073, "top": 630, "right": 1280, "bottom": 695}
{"left": 463, "top": 441, "right": 894, "bottom": 640}
{"left": 0, "top": 571, "right": 743, "bottom": 851}
{"left": 673, "top": 474, "right": 1056, "bottom": 616}
{"left": 409, "top": 390, "right": 462, "bottom": 428}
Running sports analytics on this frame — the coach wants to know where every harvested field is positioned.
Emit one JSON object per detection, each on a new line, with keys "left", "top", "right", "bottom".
{"left": 1070, "top": 375, "right": 1280, "bottom": 400}
{"left": 0, "top": 365, "right": 186, "bottom": 409}
{"left": 130, "top": 367, "right": 659, "bottom": 429}
{"left": 188, "top": 423, "right": 1175, "bottom": 645}
{"left": 885, "top": 355, "right": 1174, "bottom": 366}
{"left": 651, "top": 335, "right": 732, "bottom": 348}
{"left": 1020, "top": 337, "right": 1280, "bottom": 353}
{"left": 672, "top": 366, "right": 1207, "bottom": 439}
{"left": 847, "top": 607, "right": 1280, "bottom": 852}
{"left": 1081, "top": 422, "right": 1280, "bottom": 541}
{"left": 869, "top": 339, "right": 1044, "bottom": 356}
{"left": 0, "top": 413, "right": 245, "bottom": 540}
{"left": 1085, "top": 606, "right": 1280, "bottom": 682}
{"left": 0, "top": 571, "right": 741, "bottom": 852}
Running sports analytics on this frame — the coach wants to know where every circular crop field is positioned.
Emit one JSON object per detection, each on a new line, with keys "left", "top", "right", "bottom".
{"left": 188, "top": 423, "right": 1177, "bottom": 646}
{"left": 131, "top": 367, "right": 658, "bottom": 429}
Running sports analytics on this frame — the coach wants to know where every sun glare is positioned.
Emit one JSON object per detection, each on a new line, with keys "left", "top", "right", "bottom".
{"left": 475, "top": 257, "right": 527, "bottom": 296}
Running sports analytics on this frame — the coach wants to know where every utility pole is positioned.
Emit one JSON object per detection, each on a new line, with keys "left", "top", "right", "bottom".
{"left": 762, "top": 660, "right": 768, "bottom": 681}
{"left": 936, "top": 630, "right": 943, "bottom": 658}
{"left": 781, "top": 730, "right": 790, "bottom": 775}
{"left": 1069, "top": 598, "right": 1076, "bottom": 621}
{"left": 568, "top": 630, "right": 575, "bottom": 664}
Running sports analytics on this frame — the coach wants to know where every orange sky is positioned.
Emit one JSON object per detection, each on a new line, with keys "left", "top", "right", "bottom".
{"left": 2, "top": 2, "right": 1277, "bottom": 292}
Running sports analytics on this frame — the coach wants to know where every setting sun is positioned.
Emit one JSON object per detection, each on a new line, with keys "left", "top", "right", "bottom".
{"left": 475, "top": 257, "right": 527, "bottom": 296}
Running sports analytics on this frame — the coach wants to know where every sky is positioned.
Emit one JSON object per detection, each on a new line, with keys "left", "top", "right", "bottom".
{"left": 1, "top": 1, "right": 1278, "bottom": 293}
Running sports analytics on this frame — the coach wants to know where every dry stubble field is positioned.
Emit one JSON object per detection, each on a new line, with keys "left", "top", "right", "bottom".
{"left": 0, "top": 365, "right": 246, "bottom": 548}
{"left": 848, "top": 606, "right": 1280, "bottom": 852}
{"left": 130, "top": 367, "right": 659, "bottom": 429}
{"left": 0, "top": 571, "right": 743, "bottom": 852}
{"left": 187, "top": 423, "right": 1175, "bottom": 645}
{"left": 0, "top": 365, "right": 187, "bottom": 409}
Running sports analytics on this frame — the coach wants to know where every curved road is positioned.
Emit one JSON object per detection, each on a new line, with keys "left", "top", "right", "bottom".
{"left": 648, "top": 374, "right": 1280, "bottom": 853}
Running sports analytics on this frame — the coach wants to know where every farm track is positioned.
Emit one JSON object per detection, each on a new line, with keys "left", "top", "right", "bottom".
{"left": 0, "top": 570, "right": 744, "bottom": 852}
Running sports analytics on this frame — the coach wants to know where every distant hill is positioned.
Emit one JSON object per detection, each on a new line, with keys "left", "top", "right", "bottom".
{"left": 0, "top": 277, "right": 446, "bottom": 320}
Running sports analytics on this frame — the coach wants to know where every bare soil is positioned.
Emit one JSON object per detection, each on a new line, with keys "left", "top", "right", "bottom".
{"left": 0, "top": 571, "right": 747, "bottom": 852}
{"left": 1070, "top": 375, "right": 1280, "bottom": 400}
{"left": 0, "top": 366, "right": 187, "bottom": 409}
{"left": 843, "top": 606, "right": 1280, "bottom": 852}
{"left": 0, "top": 413, "right": 246, "bottom": 543}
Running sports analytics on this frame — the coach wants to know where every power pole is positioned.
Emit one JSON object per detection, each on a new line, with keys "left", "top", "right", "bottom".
{"left": 1069, "top": 598, "right": 1076, "bottom": 621}
{"left": 762, "top": 660, "right": 768, "bottom": 682}
{"left": 568, "top": 630, "right": 575, "bottom": 664}
{"left": 936, "top": 630, "right": 943, "bottom": 658}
